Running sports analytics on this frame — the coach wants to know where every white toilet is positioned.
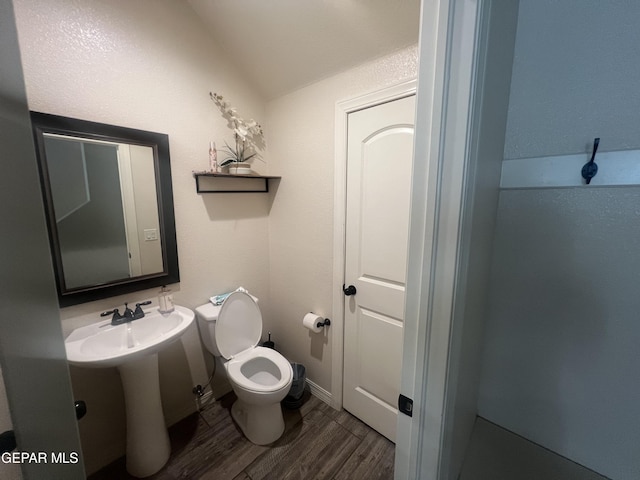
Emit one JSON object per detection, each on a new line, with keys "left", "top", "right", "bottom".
{"left": 195, "top": 291, "right": 293, "bottom": 445}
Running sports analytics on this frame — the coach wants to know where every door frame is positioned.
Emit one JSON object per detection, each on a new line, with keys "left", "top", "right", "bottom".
{"left": 331, "top": 79, "right": 417, "bottom": 410}
{"left": 117, "top": 145, "right": 144, "bottom": 278}
{"left": 395, "top": 0, "right": 489, "bottom": 478}
{"left": 0, "top": 0, "right": 86, "bottom": 477}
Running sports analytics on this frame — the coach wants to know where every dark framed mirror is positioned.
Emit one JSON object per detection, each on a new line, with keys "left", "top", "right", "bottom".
{"left": 30, "top": 112, "right": 179, "bottom": 307}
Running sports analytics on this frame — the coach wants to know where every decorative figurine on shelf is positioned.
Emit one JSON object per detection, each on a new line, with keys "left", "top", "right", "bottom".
{"left": 210, "top": 91, "right": 264, "bottom": 174}
{"left": 209, "top": 141, "right": 219, "bottom": 173}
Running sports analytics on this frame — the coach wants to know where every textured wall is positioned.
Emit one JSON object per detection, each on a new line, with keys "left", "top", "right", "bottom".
{"left": 13, "top": 0, "right": 269, "bottom": 474}
{"left": 478, "top": 3, "right": 640, "bottom": 478}
{"left": 504, "top": 0, "right": 640, "bottom": 159}
{"left": 13, "top": 0, "right": 419, "bottom": 472}
{"left": 265, "top": 46, "right": 418, "bottom": 393}
{"left": 479, "top": 187, "right": 640, "bottom": 480}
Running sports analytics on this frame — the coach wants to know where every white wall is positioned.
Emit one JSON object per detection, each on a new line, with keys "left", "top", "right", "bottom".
{"left": 504, "top": 0, "right": 640, "bottom": 159}
{"left": 265, "top": 46, "right": 418, "bottom": 394}
{"left": 480, "top": 188, "right": 640, "bottom": 480}
{"left": 14, "top": 0, "right": 270, "bottom": 474}
{"left": 478, "top": 2, "right": 640, "bottom": 479}
{"left": 12, "top": 0, "right": 420, "bottom": 472}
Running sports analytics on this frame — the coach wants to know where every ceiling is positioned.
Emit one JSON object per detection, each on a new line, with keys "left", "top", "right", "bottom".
{"left": 187, "top": 0, "right": 421, "bottom": 100}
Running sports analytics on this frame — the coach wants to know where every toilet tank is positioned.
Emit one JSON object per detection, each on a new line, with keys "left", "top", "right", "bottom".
{"left": 195, "top": 294, "right": 259, "bottom": 357}
{"left": 195, "top": 302, "right": 223, "bottom": 356}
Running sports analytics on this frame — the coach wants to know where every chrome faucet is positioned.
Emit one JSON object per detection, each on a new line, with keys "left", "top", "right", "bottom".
{"left": 101, "top": 301, "right": 152, "bottom": 325}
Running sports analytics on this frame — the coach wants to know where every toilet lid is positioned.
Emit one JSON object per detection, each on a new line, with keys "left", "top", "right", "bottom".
{"left": 216, "top": 291, "right": 262, "bottom": 359}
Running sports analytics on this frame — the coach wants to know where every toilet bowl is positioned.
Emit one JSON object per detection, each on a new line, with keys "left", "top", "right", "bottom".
{"left": 195, "top": 291, "right": 293, "bottom": 445}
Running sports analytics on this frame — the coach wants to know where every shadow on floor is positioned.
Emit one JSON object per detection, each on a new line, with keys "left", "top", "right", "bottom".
{"left": 88, "top": 390, "right": 394, "bottom": 480}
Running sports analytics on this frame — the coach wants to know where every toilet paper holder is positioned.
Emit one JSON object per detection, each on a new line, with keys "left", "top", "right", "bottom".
{"left": 316, "top": 318, "right": 331, "bottom": 329}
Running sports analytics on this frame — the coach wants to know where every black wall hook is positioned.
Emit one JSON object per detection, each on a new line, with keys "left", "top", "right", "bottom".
{"left": 581, "top": 137, "right": 600, "bottom": 184}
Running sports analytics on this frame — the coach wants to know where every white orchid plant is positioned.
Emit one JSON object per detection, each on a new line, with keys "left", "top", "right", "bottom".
{"left": 210, "top": 91, "right": 264, "bottom": 166}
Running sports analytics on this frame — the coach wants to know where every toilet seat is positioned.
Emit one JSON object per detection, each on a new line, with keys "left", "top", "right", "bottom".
{"left": 216, "top": 291, "right": 262, "bottom": 359}
{"left": 217, "top": 292, "right": 293, "bottom": 394}
{"left": 226, "top": 346, "right": 292, "bottom": 393}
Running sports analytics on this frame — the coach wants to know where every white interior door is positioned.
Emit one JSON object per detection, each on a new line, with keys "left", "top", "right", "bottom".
{"left": 117, "top": 144, "right": 143, "bottom": 277}
{"left": 343, "top": 94, "right": 416, "bottom": 442}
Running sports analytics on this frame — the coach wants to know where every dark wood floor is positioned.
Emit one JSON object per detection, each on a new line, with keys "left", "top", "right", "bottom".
{"left": 89, "top": 391, "right": 395, "bottom": 480}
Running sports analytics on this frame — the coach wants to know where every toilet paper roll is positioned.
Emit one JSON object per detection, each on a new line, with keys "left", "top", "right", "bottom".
{"left": 303, "top": 313, "right": 324, "bottom": 333}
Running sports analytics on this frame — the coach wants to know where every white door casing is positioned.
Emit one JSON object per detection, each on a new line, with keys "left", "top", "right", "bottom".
{"left": 341, "top": 93, "right": 416, "bottom": 441}
{"left": 332, "top": 81, "right": 417, "bottom": 418}
{"left": 117, "top": 145, "right": 143, "bottom": 277}
{"left": 395, "top": 0, "right": 488, "bottom": 478}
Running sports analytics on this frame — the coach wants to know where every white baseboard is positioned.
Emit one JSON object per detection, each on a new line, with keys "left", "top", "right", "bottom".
{"left": 167, "top": 378, "right": 335, "bottom": 426}
{"left": 306, "top": 378, "right": 333, "bottom": 407}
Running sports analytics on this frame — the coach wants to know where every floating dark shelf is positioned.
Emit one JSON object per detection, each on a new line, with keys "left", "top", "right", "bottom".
{"left": 193, "top": 172, "right": 281, "bottom": 193}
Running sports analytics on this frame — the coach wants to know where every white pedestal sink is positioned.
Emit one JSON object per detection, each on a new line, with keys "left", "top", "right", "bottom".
{"left": 65, "top": 305, "right": 195, "bottom": 478}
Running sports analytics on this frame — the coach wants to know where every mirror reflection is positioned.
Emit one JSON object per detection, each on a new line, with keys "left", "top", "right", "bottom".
{"left": 44, "top": 134, "right": 162, "bottom": 288}
{"left": 31, "top": 112, "right": 179, "bottom": 306}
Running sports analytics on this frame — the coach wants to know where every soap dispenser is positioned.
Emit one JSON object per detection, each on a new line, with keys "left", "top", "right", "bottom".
{"left": 158, "top": 286, "right": 174, "bottom": 313}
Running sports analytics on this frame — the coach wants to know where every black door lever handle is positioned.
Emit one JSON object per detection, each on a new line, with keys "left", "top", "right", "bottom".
{"left": 75, "top": 400, "right": 87, "bottom": 420}
{"left": 343, "top": 284, "right": 357, "bottom": 296}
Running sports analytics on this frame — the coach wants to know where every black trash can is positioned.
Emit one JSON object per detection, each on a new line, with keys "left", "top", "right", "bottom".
{"left": 282, "top": 363, "right": 306, "bottom": 409}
